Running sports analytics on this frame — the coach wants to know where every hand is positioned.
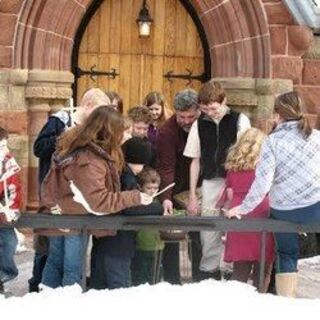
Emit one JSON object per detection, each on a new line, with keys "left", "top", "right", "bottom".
{"left": 163, "top": 199, "right": 173, "bottom": 215}
{"left": 187, "top": 196, "right": 199, "bottom": 216}
{"left": 140, "top": 192, "right": 153, "bottom": 205}
{"left": 1, "top": 208, "right": 20, "bottom": 223}
{"left": 224, "top": 206, "right": 242, "bottom": 219}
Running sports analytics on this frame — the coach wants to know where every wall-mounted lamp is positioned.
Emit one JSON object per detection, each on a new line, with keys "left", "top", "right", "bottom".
{"left": 136, "top": 0, "right": 153, "bottom": 38}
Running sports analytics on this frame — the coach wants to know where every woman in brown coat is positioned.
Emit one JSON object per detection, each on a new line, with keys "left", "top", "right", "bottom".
{"left": 40, "top": 106, "right": 153, "bottom": 288}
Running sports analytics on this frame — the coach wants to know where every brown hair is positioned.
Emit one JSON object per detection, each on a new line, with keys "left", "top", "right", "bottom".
{"left": 198, "top": 80, "right": 226, "bottom": 105}
{"left": 137, "top": 166, "right": 161, "bottom": 187}
{"left": 105, "top": 91, "right": 123, "bottom": 114}
{"left": 274, "top": 91, "right": 312, "bottom": 138}
{"left": 0, "top": 127, "right": 8, "bottom": 140}
{"left": 143, "top": 91, "right": 167, "bottom": 127}
{"left": 128, "top": 105, "right": 153, "bottom": 125}
{"left": 57, "top": 105, "right": 125, "bottom": 171}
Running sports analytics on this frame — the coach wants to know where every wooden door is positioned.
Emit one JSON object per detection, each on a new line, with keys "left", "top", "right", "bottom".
{"left": 76, "top": 0, "right": 205, "bottom": 113}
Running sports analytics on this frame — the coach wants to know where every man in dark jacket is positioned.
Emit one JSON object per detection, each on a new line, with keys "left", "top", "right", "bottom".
{"left": 29, "top": 110, "right": 69, "bottom": 292}
{"left": 90, "top": 137, "right": 163, "bottom": 289}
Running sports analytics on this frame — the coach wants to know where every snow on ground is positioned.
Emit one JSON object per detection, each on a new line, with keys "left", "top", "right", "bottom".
{"left": 2, "top": 280, "right": 320, "bottom": 320}
{"left": 2, "top": 235, "right": 320, "bottom": 319}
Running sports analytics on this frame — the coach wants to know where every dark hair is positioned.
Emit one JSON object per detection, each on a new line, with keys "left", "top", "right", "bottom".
{"left": 57, "top": 105, "right": 125, "bottom": 171}
{"left": 137, "top": 166, "right": 161, "bottom": 186}
{"left": 198, "top": 80, "right": 226, "bottom": 105}
{"left": 0, "top": 127, "right": 8, "bottom": 140}
{"left": 105, "top": 91, "right": 123, "bottom": 114}
{"left": 274, "top": 91, "right": 312, "bottom": 138}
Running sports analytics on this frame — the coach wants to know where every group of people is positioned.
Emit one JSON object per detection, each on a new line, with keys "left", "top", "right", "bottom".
{"left": 1, "top": 81, "right": 320, "bottom": 299}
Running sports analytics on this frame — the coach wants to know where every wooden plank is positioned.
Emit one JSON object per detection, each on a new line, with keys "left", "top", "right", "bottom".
{"left": 99, "top": 0, "right": 111, "bottom": 54}
{"left": 77, "top": 53, "right": 88, "bottom": 102}
{"left": 98, "top": 53, "right": 110, "bottom": 93}
{"left": 120, "top": 0, "right": 133, "bottom": 54}
{"left": 175, "top": 1, "right": 188, "bottom": 57}
{"left": 151, "top": 55, "right": 164, "bottom": 93}
{"left": 87, "top": 54, "right": 99, "bottom": 89}
{"left": 163, "top": 56, "right": 175, "bottom": 111}
{"left": 152, "top": 0, "right": 165, "bottom": 56}
{"left": 87, "top": 10, "right": 100, "bottom": 53}
{"left": 164, "top": 0, "right": 176, "bottom": 56}
{"left": 142, "top": 55, "right": 153, "bottom": 99}
{"left": 110, "top": 0, "right": 121, "bottom": 53}
{"left": 129, "top": 54, "right": 142, "bottom": 108}
{"left": 108, "top": 53, "right": 121, "bottom": 101}
{"left": 79, "top": 28, "right": 88, "bottom": 54}
{"left": 119, "top": 54, "right": 132, "bottom": 113}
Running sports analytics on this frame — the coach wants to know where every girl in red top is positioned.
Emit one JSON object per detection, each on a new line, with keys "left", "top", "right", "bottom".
{"left": 218, "top": 128, "right": 274, "bottom": 291}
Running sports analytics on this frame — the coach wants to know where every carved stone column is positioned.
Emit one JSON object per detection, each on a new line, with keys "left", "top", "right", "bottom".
{"left": 212, "top": 77, "right": 293, "bottom": 132}
{"left": 25, "top": 70, "right": 74, "bottom": 210}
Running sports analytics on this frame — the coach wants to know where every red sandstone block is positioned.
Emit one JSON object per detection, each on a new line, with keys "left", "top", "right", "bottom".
{"left": 0, "top": 13, "right": 17, "bottom": 46}
{"left": 302, "top": 60, "right": 320, "bottom": 85}
{"left": 0, "top": 0, "right": 23, "bottom": 14}
{"left": 272, "top": 57, "right": 303, "bottom": 84}
{"left": 269, "top": 25, "right": 287, "bottom": 55}
{"left": 0, "top": 111, "right": 28, "bottom": 135}
{"left": 288, "top": 25, "right": 314, "bottom": 57}
{"left": 264, "top": 3, "right": 294, "bottom": 25}
{"left": 294, "top": 85, "right": 320, "bottom": 114}
{"left": 0, "top": 46, "right": 12, "bottom": 68}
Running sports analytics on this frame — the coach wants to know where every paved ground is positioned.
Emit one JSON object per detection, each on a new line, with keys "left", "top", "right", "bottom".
{"left": 5, "top": 236, "right": 320, "bottom": 299}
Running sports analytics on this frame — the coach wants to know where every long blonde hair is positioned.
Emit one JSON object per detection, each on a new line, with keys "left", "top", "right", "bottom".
{"left": 57, "top": 105, "right": 125, "bottom": 171}
{"left": 225, "top": 128, "right": 266, "bottom": 171}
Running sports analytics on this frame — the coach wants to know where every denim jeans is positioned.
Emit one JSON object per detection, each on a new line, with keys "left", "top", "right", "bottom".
{"left": 0, "top": 228, "right": 18, "bottom": 283}
{"left": 271, "top": 201, "right": 320, "bottom": 273}
{"left": 41, "top": 234, "right": 85, "bottom": 288}
{"left": 90, "top": 250, "right": 131, "bottom": 290}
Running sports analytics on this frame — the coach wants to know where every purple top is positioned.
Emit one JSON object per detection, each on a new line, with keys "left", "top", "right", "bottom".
{"left": 148, "top": 124, "right": 158, "bottom": 150}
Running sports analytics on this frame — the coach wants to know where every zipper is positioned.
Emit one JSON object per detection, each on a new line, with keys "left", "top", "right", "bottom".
{"left": 214, "top": 123, "right": 219, "bottom": 177}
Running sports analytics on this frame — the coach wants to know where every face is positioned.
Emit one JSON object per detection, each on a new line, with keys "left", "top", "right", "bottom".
{"left": 200, "top": 101, "right": 225, "bottom": 119}
{"left": 176, "top": 108, "right": 200, "bottom": 132}
{"left": 122, "top": 126, "right": 133, "bottom": 144}
{"left": 142, "top": 182, "right": 159, "bottom": 196}
{"left": 148, "top": 103, "right": 162, "bottom": 121}
{"left": 128, "top": 163, "right": 144, "bottom": 175}
{"left": 132, "top": 121, "right": 149, "bottom": 138}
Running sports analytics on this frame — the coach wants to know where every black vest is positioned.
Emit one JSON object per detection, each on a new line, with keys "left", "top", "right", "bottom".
{"left": 198, "top": 110, "right": 240, "bottom": 179}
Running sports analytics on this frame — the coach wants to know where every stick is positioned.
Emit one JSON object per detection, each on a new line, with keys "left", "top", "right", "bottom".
{"left": 153, "top": 183, "right": 175, "bottom": 198}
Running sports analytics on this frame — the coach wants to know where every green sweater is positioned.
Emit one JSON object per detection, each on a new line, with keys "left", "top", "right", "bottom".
{"left": 136, "top": 230, "right": 164, "bottom": 251}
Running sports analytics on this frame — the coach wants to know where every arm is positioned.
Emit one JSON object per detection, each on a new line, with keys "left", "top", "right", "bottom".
{"left": 187, "top": 157, "right": 200, "bottom": 215}
{"left": 122, "top": 200, "right": 163, "bottom": 216}
{"left": 235, "top": 139, "right": 275, "bottom": 215}
{"left": 33, "top": 118, "right": 66, "bottom": 158}
{"left": 69, "top": 160, "right": 141, "bottom": 214}
{"left": 156, "top": 128, "right": 177, "bottom": 207}
{"left": 183, "top": 121, "right": 201, "bottom": 215}
{"left": 237, "top": 113, "right": 251, "bottom": 138}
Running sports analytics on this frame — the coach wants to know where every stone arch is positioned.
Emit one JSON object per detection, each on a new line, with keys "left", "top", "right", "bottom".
{"left": 10, "top": 0, "right": 271, "bottom": 78}
{"left": 191, "top": 0, "right": 271, "bottom": 78}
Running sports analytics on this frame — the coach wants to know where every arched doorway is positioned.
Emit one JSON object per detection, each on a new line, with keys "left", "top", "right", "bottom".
{"left": 72, "top": 0, "right": 211, "bottom": 111}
